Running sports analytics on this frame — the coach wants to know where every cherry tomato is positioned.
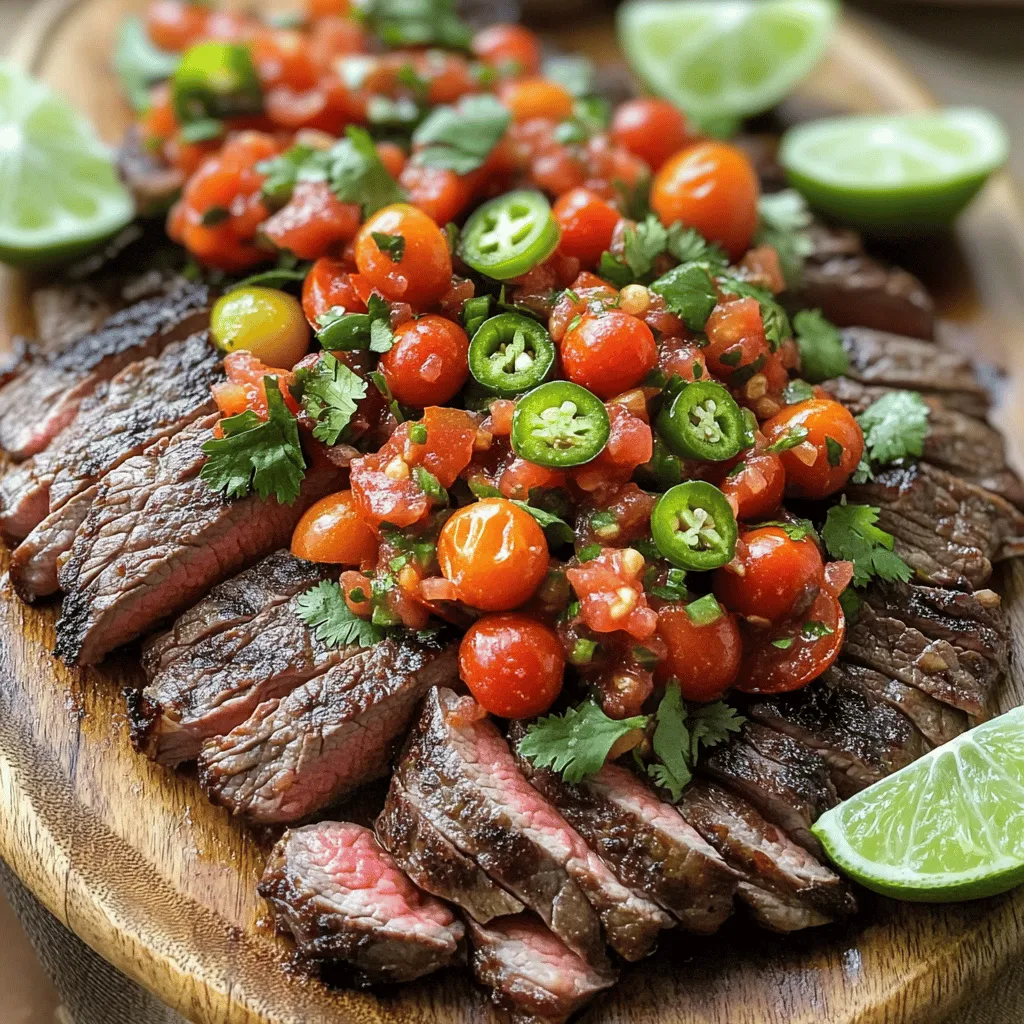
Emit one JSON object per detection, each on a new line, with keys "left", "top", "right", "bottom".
{"left": 380, "top": 315, "right": 469, "bottom": 407}
{"left": 650, "top": 141, "right": 760, "bottom": 261}
{"left": 714, "top": 526, "right": 825, "bottom": 624}
{"left": 499, "top": 77, "right": 575, "bottom": 123}
{"left": 302, "top": 257, "right": 367, "bottom": 325}
{"left": 145, "top": 0, "right": 208, "bottom": 51}
{"left": 553, "top": 188, "right": 622, "bottom": 266}
{"left": 306, "top": 0, "right": 349, "bottom": 16}
{"left": 291, "top": 491, "right": 378, "bottom": 565}
{"left": 656, "top": 601, "right": 742, "bottom": 702}
{"left": 437, "top": 498, "right": 549, "bottom": 611}
{"left": 762, "top": 399, "right": 865, "bottom": 500}
{"left": 262, "top": 180, "right": 361, "bottom": 260}
{"left": 376, "top": 141, "right": 407, "bottom": 179}
{"left": 719, "top": 451, "right": 786, "bottom": 521}
{"left": 400, "top": 162, "right": 475, "bottom": 225}
{"left": 355, "top": 204, "right": 453, "bottom": 309}
{"left": 210, "top": 288, "right": 310, "bottom": 368}
{"left": 610, "top": 98, "right": 692, "bottom": 172}
{"left": 704, "top": 298, "right": 769, "bottom": 382}
{"left": 471, "top": 24, "right": 542, "bottom": 75}
{"left": 561, "top": 311, "right": 658, "bottom": 400}
{"left": 459, "top": 614, "right": 565, "bottom": 718}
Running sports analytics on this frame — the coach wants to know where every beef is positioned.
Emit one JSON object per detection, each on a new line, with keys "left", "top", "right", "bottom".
{"left": 745, "top": 675, "right": 929, "bottom": 797}
{"left": 117, "top": 125, "right": 186, "bottom": 217}
{"left": 847, "top": 462, "right": 1024, "bottom": 592}
{"left": 508, "top": 723, "right": 735, "bottom": 934}
{"left": 8, "top": 333, "right": 222, "bottom": 601}
{"left": 679, "top": 781, "right": 855, "bottom": 933}
{"left": 393, "top": 687, "right": 671, "bottom": 965}
{"left": 0, "top": 458, "right": 53, "bottom": 543}
{"left": 54, "top": 418, "right": 342, "bottom": 666}
{"left": 258, "top": 821, "right": 465, "bottom": 983}
{"left": 0, "top": 338, "right": 29, "bottom": 387}
{"left": 839, "top": 328, "right": 989, "bottom": 419}
{"left": 701, "top": 723, "right": 837, "bottom": 856}
{"left": 0, "top": 283, "right": 210, "bottom": 461}
{"left": 199, "top": 638, "right": 458, "bottom": 824}
{"left": 132, "top": 552, "right": 343, "bottom": 765}
{"left": 467, "top": 915, "right": 616, "bottom": 1024}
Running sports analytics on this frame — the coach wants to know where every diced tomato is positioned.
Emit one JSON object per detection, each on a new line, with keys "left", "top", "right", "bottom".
{"left": 262, "top": 180, "right": 361, "bottom": 260}
{"left": 251, "top": 28, "right": 320, "bottom": 91}
{"left": 498, "top": 458, "right": 566, "bottom": 501}
{"left": 574, "top": 403, "right": 653, "bottom": 493}
{"left": 717, "top": 450, "right": 786, "bottom": 521}
{"left": 405, "top": 407, "right": 478, "bottom": 487}
{"left": 566, "top": 547, "right": 658, "bottom": 641}
{"left": 574, "top": 484, "right": 656, "bottom": 548}
{"left": 215, "top": 350, "right": 298, "bottom": 419}
{"left": 704, "top": 298, "right": 769, "bottom": 382}
{"left": 302, "top": 256, "right": 367, "bottom": 325}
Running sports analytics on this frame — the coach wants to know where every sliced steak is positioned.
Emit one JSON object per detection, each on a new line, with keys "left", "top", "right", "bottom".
{"left": 9, "top": 333, "right": 221, "bottom": 601}
{"left": 508, "top": 723, "right": 735, "bottom": 934}
{"left": 839, "top": 327, "right": 989, "bottom": 418}
{"left": 394, "top": 687, "right": 671, "bottom": 964}
{"left": 132, "top": 552, "right": 343, "bottom": 765}
{"left": 117, "top": 125, "right": 186, "bottom": 217}
{"left": 467, "top": 915, "right": 616, "bottom": 1024}
{"left": 0, "top": 458, "right": 53, "bottom": 543}
{"left": 0, "top": 338, "right": 29, "bottom": 388}
{"left": 54, "top": 417, "right": 341, "bottom": 665}
{"left": 701, "top": 723, "right": 837, "bottom": 856}
{"left": 258, "top": 821, "right": 465, "bottom": 983}
{"left": 377, "top": 781, "right": 525, "bottom": 923}
{"left": 199, "top": 639, "right": 458, "bottom": 824}
{"left": 745, "top": 676, "right": 929, "bottom": 797}
{"left": 679, "top": 780, "right": 855, "bottom": 933}
{"left": 0, "top": 283, "right": 210, "bottom": 461}
{"left": 847, "top": 462, "right": 1024, "bottom": 591}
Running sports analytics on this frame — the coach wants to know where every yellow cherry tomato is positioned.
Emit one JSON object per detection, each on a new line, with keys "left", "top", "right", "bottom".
{"left": 210, "top": 286, "right": 310, "bottom": 368}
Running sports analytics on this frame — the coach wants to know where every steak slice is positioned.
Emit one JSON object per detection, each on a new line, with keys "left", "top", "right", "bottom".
{"left": 839, "top": 327, "right": 989, "bottom": 418}
{"left": 0, "top": 283, "right": 210, "bottom": 461}
{"left": 847, "top": 462, "right": 1024, "bottom": 591}
{"left": 467, "top": 915, "right": 617, "bottom": 1024}
{"left": 377, "top": 781, "right": 525, "bottom": 923}
{"left": 508, "top": 723, "right": 736, "bottom": 934}
{"left": 679, "top": 781, "right": 855, "bottom": 933}
{"left": 199, "top": 638, "right": 458, "bottom": 823}
{"left": 395, "top": 687, "right": 671, "bottom": 964}
{"left": 54, "top": 417, "right": 341, "bottom": 665}
{"left": 701, "top": 723, "right": 837, "bottom": 856}
{"left": 117, "top": 125, "right": 186, "bottom": 217}
{"left": 132, "top": 552, "right": 343, "bottom": 765}
{"left": 746, "top": 676, "right": 929, "bottom": 797}
{"left": 0, "top": 457, "right": 53, "bottom": 543}
{"left": 9, "top": 333, "right": 221, "bottom": 601}
{"left": 258, "top": 821, "right": 465, "bottom": 983}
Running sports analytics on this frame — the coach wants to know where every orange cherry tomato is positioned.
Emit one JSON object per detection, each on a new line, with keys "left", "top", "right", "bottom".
{"left": 459, "top": 613, "right": 565, "bottom": 718}
{"left": 471, "top": 23, "right": 543, "bottom": 75}
{"left": 499, "top": 77, "right": 575, "bottom": 123}
{"left": 302, "top": 257, "right": 367, "bottom": 325}
{"left": 714, "top": 526, "right": 825, "bottom": 624}
{"left": 553, "top": 187, "right": 622, "bottom": 267}
{"left": 762, "top": 399, "right": 865, "bottom": 500}
{"left": 610, "top": 98, "right": 693, "bottom": 172}
{"left": 655, "top": 602, "right": 742, "bottom": 702}
{"left": 144, "top": 0, "right": 209, "bottom": 51}
{"left": 291, "top": 491, "right": 378, "bottom": 565}
{"left": 379, "top": 315, "right": 469, "bottom": 407}
{"left": 651, "top": 141, "right": 760, "bottom": 261}
{"left": 437, "top": 498, "right": 549, "bottom": 611}
{"left": 399, "top": 162, "right": 475, "bottom": 225}
{"left": 718, "top": 450, "right": 786, "bottom": 521}
{"left": 354, "top": 203, "right": 453, "bottom": 309}
{"left": 560, "top": 311, "right": 658, "bottom": 400}
{"left": 261, "top": 180, "right": 361, "bottom": 260}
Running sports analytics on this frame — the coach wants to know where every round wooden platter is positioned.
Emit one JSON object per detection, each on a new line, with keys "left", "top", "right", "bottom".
{"left": 3, "top": 4, "right": 1024, "bottom": 1023}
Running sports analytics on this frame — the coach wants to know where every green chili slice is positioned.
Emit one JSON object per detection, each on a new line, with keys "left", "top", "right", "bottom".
{"left": 651, "top": 481, "right": 738, "bottom": 571}
{"left": 172, "top": 42, "right": 263, "bottom": 124}
{"left": 657, "top": 380, "right": 746, "bottom": 462}
{"left": 639, "top": 434, "right": 683, "bottom": 490}
{"left": 459, "top": 190, "right": 560, "bottom": 280}
{"left": 511, "top": 381, "right": 610, "bottom": 468}
{"left": 469, "top": 314, "right": 556, "bottom": 397}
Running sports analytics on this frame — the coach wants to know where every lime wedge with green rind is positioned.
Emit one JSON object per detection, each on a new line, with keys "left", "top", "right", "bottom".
{"left": 0, "top": 61, "right": 135, "bottom": 269}
{"left": 812, "top": 706, "right": 1024, "bottom": 902}
{"left": 780, "top": 107, "right": 1009, "bottom": 230}
{"left": 617, "top": 0, "right": 838, "bottom": 129}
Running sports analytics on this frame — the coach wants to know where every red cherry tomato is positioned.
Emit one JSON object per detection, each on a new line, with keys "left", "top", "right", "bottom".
{"left": 762, "top": 399, "right": 865, "bottom": 500}
{"left": 650, "top": 141, "right": 760, "bottom": 261}
{"left": 438, "top": 499, "right": 549, "bottom": 611}
{"left": 553, "top": 187, "right": 622, "bottom": 267}
{"left": 656, "top": 602, "right": 742, "bottom": 702}
{"left": 499, "top": 77, "right": 575, "bottom": 123}
{"left": 561, "top": 311, "right": 658, "bottom": 400}
{"left": 145, "top": 0, "right": 209, "bottom": 51}
{"left": 302, "top": 256, "right": 367, "bottom": 325}
{"left": 471, "top": 23, "right": 542, "bottom": 75}
{"left": 718, "top": 451, "right": 786, "bottom": 521}
{"left": 379, "top": 315, "right": 469, "bottom": 407}
{"left": 610, "top": 98, "right": 692, "bottom": 171}
{"left": 658, "top": 336, "right": 708, "bottom": 383}
{"left": 459, "top": 614, "right": 565, "bottom": 718}
{"left": 291, "top": 491, "right": 378, "bottom": 565}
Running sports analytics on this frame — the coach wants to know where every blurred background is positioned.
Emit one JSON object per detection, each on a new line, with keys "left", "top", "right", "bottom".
{"left": 0, "top": 0, "right": 1021, "bottom": 1021}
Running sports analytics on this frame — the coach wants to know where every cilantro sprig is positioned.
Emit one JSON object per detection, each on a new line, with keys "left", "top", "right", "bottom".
{"left": 856, "top": 390, "right": 929, "bottom": 479}
{"left": 413, "top": 94, "right": 511, "bottom": 174}
{"left": 793, "top": 309, "right": 849, "bottom": 382}
{"left": 821, "top": 500, "right": 913, "bottom": 587}
{"left": 296, "top": 580, "right": 384, "bottom": 648}
{"left": 754, "top": 189, "right": 813, "bottom": 291}
{"left": 316, "top": 294, "right": 394, "bottom": 354}
{"left": 599, "top": 217, "right": 726, "bottom": 288}
{"left": 295, "top": 353, "right": 368, "bottom": 445}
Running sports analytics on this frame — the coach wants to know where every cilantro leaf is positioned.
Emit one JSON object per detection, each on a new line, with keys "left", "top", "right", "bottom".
{"left": 360, "top": 0, "right": 471, "bottom": 48}
{"left": 296, "top": 353, "right": 368, "bottom": 445}
{"left": 414, "top": 466, "right": 448, "bottom": 505}
{"left": 114, "top": 16, "right": 180, "bottom": 112}
{"left": 754, "top": 189, "right": 813, "bottom": 291}
{"left": 295, "top": 580, "right": 384, "bottom": 648}
{"left": 688, "top": 700, "right": 745, "bottom": 761}
{"left": 201, "top": 377, "right": 306, "bottom": 505}
{"left": 793, "top": 309, "right": 849, "bottom": 382}
{"left": 822, "top": 501, "right": 913, "bottom": 587}
{"left": 518, "top": 701, "right": 649, "bottom": 784}
{"left": 316, "top": 294, "right": 394, "bottom": 353}
{"left": 330, "top": 126, "right": 406, "bottom": 218}
{"left": 413, "top": 94, "right": 511, "bottom": 174}
{"left": 765, "top": 425, "right": 810, "bottom": 454}
{"left": 650, "top": 263, "right": 718, "bottom": 330}
{"left": 597, "top": 251, "right": 634, "bottom": 288}
{"left": 857, "top": 390, "right": 929, "bottom": 467}
{"left": 666, "top": 226, "right": 728, "bottom": 270}
{"left": 257, "top": 144, "right": 331, "bottom": 206}
{"left": 228, "top": 265, "right": 311, "bottom": 293}
{"left": 782, "top": 378, "right": 815, "bottom": 405}
{"left": 622, "top": 215, "right": 668, "bottom": 280}
{"left": 367, "top": 294, "right": 396, "bottom": 354}
{"left": 511, "top": 500, "right": 575, "bottom": 547}
{"left": 755, "top": 518, "right": 819, "bottom": 544}
{"left": 648, "top": 681, "right": 692, "bottom": 801}
{"left": 371, "top": 231, "right": 406, "bottom": 263}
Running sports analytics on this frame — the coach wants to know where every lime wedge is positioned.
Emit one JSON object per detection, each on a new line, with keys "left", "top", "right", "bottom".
{"left": 780, "top": 108, "right": 1009, "bottom": 230}
{"left": 617, "top": 0, "right": 837, "bottom": 131}
{"left": 812, "top": 706, "right": 1024, "bottom": 902}
{"left": 0, "top": 61, "right": 134, "bottom": 269}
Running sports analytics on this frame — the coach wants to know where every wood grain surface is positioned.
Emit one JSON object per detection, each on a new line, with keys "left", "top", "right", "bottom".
{"left": 2, "top": 4, "right": 1024, "bottom": 1024}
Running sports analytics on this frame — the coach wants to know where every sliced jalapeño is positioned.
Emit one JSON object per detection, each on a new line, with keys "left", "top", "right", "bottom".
{"left": 651, "top": 481, "right": 738, "bottom": 571}
{"left": 459, "top": 190, "right": 560, "bottom": 280}
{"left": 172, "top": 41, "right": 263, "bottom": 125}
{"left": 511, "top": 381, "right": 610, "bottom": 468}
{"left": 657, "top": 380, "right": 746, "bottom": 462}
{"left": 469, "top": 313, "right": 556, "bottom": 397}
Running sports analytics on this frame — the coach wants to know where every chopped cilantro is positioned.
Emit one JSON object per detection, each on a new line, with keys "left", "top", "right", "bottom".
{"left": 257, "top": 143, "right": 329, "bottom": 207}
{"left": 754, "top": 189, "right": 813, "bottom": 290}
{"left": 666, "top": 227, "right": 728, "bottom": 269}
{"left": 295, "top": 353, "right": 367, "bottom": 445}
{"left": 569, "top": 637, "right": 599, "bottom": 665}
{"left": 771, "top": 637, "right": 794, "bottom": 650}
{"left": 765, "top": 425, "right": 810, "bottom": 454}
{"left": 413, "top": 94, "right": 510, "bottom": 174}
{"left": 825, "top": 435, "right": 844, "bottom": 467}
{"left": 511, "top": 501, "right": 575, "bottom": 547}
{"left": 371, "top": 231, "right": 406, "bottom": 263}
{"left": 822, "top": 500, "right": 913, "bottom": 587}
{"left": 577, "top": 542, "right": 602, "bottom": 562}
{"left": 359, "top": 0, "right": 471, "bottom": 49}
{"left": 650, "top": 263, "right": 718, "bottom": 330}
{"left": 782, "top": 378, "right": 815, "bottom": 405}
{"left": 756, "top": 518, "right": 819, "bottom": 544}
{"left": 330, "top": 126, "right": 406, "bottom": 218}
{"left": 801, "top": 620, "right": 835, "bottom": 640}
{"left": 414, "top": 466, "right": 449, "bottom": 505}
{"left": 296, "top": 580, "right": 384, "bottom": 646}
{"left": 315, "top": 293, "right": 394, "bottom": 353}
{"left": 793, "top": 309, "right": 849, "bottom": 382}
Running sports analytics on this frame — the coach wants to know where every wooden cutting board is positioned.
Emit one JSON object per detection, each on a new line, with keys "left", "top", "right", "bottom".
{"left": 3, "top": 3, "right": 1024, "bottom": 1023}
